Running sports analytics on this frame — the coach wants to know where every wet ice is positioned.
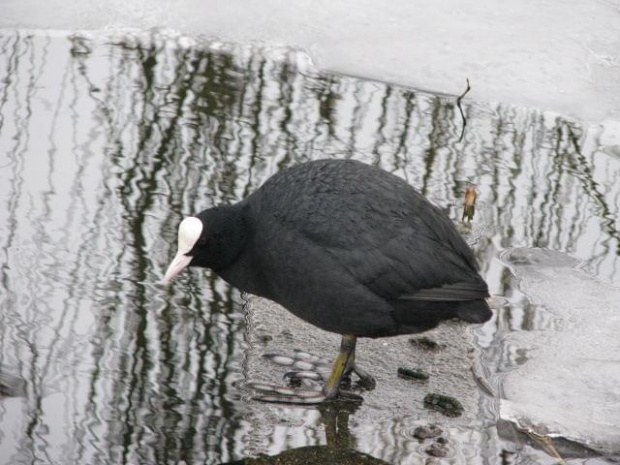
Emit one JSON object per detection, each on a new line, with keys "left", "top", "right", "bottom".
{"left": 500, "top": 248, "right": 620, "bottom": 456}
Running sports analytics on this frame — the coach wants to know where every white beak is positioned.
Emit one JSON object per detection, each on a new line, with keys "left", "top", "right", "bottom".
{"left": 162, "top": 217, "right": 203, "bottom": 284}
{"left": 162, "top": 252, "right": 193, "bottom": 284}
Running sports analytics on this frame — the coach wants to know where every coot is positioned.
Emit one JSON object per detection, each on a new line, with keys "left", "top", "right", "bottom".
{"left": 164, "top": 159, "right": 491, "bottom": 403}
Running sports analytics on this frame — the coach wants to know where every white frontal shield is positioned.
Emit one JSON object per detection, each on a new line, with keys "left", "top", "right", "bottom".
{"left": 162, "top": 217, "right": 203, "bottom": 283}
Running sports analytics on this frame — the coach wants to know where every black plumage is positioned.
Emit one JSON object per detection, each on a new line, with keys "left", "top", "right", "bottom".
{"left": 165, "top": 159, "right": 491, "bottom": 402}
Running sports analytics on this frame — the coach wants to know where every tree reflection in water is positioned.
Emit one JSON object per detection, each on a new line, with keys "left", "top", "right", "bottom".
{"left": 0, "top": 30, "right": 618, "bottom": 464}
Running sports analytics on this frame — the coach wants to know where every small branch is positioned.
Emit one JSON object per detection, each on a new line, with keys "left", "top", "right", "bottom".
{"left": 456, "top": 78, "right": 471, "bottom": 142}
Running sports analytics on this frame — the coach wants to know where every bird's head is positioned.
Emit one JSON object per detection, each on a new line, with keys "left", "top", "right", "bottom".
{"left": 163, "top": 206, "right": 247, "bottom": 283}
{"left": 163, "top": 216, "right": 204, "bottom": 283}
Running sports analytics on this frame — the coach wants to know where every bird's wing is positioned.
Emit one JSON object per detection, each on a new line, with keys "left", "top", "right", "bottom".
{"left": 252, "top": 159, "right": 488, "bottom": 303}
{"left": 266, "top": 205, "right": 488, "bottom": 301}
{"left": 320, "top": 221, "right": 489, "bottom": 302}
{"left": 271, "top": 191, "right": 488, "bottom": 303}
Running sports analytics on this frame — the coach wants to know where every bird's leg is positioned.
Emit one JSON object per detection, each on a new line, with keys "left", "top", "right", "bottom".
{"left": 249, "top": 335, "right": 368, "bottom": 404}
{"left": 339, "top": 337, "right": 376, "bottom": 389}
{"left": 349, "top": 364, "right": 377, "bottom": 390}
{"left": 255, "top": 336, "right": 376, "bottom": 397}
{"left": 323, "top": 334, "right": 356, "bottom": 399}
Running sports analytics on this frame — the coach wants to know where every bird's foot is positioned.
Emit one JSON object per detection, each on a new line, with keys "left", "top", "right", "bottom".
{"left": 263, "top": 349, "right": 376, "bottom": 390}
{"left": 247, "top": 348, "right": 372, "bottom": 404}
{"left": 350, "top": 363, "right": 376, "bottom": 390}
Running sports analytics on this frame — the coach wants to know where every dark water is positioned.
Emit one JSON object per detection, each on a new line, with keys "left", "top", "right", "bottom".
{"left": 0, "top": 30, "right": 619, "bottom": 464}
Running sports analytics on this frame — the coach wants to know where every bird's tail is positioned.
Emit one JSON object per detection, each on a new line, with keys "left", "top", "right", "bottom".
{"left": 456, "top": 299, "right": 492, "bottom": 323}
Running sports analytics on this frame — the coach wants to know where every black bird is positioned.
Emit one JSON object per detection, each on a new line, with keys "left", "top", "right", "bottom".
{"left": 163, "top": 159, "right": 491, "bottom": 403}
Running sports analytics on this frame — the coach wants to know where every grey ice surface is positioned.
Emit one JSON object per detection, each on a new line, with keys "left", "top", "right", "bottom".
{"left": 500, "top": 248, "right": 620, "bottom": 457}
{"left": 1, "top": 0, "right": 619, "bottom": 123}
{"left": 242, "top": 296, "right": 492, "bottom": 463}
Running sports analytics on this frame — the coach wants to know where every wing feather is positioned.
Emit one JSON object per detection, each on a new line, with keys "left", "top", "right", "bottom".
{"left": 251, "top": 159, "right": 489, "bottom": 304}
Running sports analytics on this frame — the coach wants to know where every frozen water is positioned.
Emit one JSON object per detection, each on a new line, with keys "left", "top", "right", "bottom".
{"left": 500, "top": 248, "right": 620, "bottom": 456}
{"left": 1, "top": 0, "right": 619, "bottom": 122}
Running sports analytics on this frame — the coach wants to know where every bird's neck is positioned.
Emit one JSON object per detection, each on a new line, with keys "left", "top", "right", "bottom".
{"left": 208, "top": 203, "right": 249, "bottom": 272}
{"left": 210, "top": 203, "right": 269, "bottom": 297}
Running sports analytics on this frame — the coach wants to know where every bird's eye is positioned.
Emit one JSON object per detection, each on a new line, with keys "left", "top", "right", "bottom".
{"left": 197, "top": 237, "right": 207, "bottom": 246}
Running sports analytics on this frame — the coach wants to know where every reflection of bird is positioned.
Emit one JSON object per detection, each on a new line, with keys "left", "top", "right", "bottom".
{"left": 164, "top": 159, "right": 491, "bottom": 403}
{"left": 220, "top": 403, "right": 391, "bottom": 464}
